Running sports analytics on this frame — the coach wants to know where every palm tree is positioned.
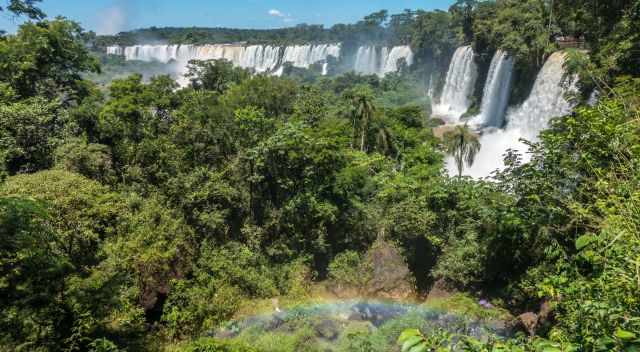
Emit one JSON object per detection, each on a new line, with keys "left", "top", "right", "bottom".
{"left": 443, "top": 125, "right": 481, "bottom": 177}
{"left": 346, "top": 86, "right": 376, "bottom": 152}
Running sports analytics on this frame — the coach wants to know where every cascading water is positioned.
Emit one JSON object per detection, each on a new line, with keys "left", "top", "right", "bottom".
{"left": 354, "top": 45, "right": 414, "bottom": 76}
{"left": 123, "top": 44, "right": 183, "bottom": 63}
{"left": 281, "top": 44, "right": 341, "bottom": 69}
{"left": 449, "top": 51, "right": 576, "bottom": 178}
{"left": 434, "top": 46, "right": 478, "bottom": 121}
{"left": 354, "top": 46, "right": 380, "bottom": 75}
{"left": 106, "top": 46, "right": 123, "bottom": 56}
{"left": 471, "top": 50, "right": 514, "bottom": 128}
{"left": 107, "top": 43, "right": 341, "bottom": 79}
{"left": 238, "top": 45, "right": 282, "bottom": 73}
{"left": 426, "top": 74, "right": 435, "bottom": 99}
{"left": 505, "top": 52, "right": 576, "bottom": 139}
{"left": 381, "top": 46, "right": 414, "bottom": 75}
{"left": 108, "top": 43, "right": 412, "bottom": 78}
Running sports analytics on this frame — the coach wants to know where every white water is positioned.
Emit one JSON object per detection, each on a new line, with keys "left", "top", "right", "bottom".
{"left": 107, "top": 43, "right": 341, "bottom": 77}
{"left": 505, "top": 52, "right": 576, "bottom": 139}
{"left": 471, "top": 50, "right": 514, "bottom": 128}
{"left": 281, "top": 44, "right": 341, "bottom": 70}
{"left": 106, "top": 46, "right": 123, "bottom": 56}
{"left": 354, "top": 45, "right": 414, "bottom": 76}
{"left": 449, "top": 52, "right": 576, "bottom": 178}
{"left": 434, "top": 46, "right": 478, "bottom": 122}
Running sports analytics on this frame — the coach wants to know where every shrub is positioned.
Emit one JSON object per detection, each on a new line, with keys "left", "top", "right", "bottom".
{"left": 327, "top": 250, "right": 370, "bottom": 287}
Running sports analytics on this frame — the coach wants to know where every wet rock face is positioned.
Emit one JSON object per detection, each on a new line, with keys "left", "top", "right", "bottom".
{"left": 515, "top": 312, "right": 539, "bottom": 336}
{"left": 328, "top": 239, "right": 415, "bottom": 300}
{"left": 313, "top": 319, "right": 340, "bottom": 340}
{"left": 364, "top": 241, "right": 414, "bottom": 300}
{"left": 510, "top": 300, "right": 555, "bottom": 337}
{"left": 426, "top": 278, "right": 457, "bottom": 301}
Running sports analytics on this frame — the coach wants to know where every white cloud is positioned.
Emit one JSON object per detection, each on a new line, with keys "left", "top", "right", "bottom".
{"left": 268, "top": 9, "right": 284, "bottom": 17}
{"left": 268, "top": 8, "right": 295, "bottom": 24}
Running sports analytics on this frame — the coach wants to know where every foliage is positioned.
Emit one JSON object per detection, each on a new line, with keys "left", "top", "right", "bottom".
{"left": 0, "top": 0, "right": 44, "bottom": 20}
{"left": 185, "top": 59, "right": 250, "bottom": 93}
{"left": 0, "top": 18, "right": 99, "bottom": 100}
{"left": 55, "top": 139, "right": 115, "bottom": 183}
{"left": 2, "top": 2, "right": 640, "bottom": 351}
{"left": 0, "top": 98, "right": 60, "bottom": 174}
{"left": 442, "top": 125, "right": 481, "bottom": 177}
{"left": 0, "top": 170, "right": 123, "bottom": 268}
{"left": 327, "top": 250, "right": 370, "bottom": 287}
{"left": 180, "top": 338, "right": 257, "bottom": 352}
{"left": 0, "top": 197, "right": 70, "bottom": 350}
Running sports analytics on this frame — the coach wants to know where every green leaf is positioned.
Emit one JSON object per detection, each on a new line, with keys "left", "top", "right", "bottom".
{"left": 541, "top": 348, "right": 562, "bottom": 352}
{"left": 409, "top": 343, "right": 429, "bottom": 352}
{"left": 398, "top": 329, "right": 421, "bottom": 343}
{"left": 576, "top": 234, "right": 596, "bottom": 250}
{"left": 624, "top": 343, "right": 640, "bottom": 352}
{"left": 402, "top": 336, "right": 425, "bottom": 352}
{"left": 615, "top": 329, "right": 637, "bottom": 341}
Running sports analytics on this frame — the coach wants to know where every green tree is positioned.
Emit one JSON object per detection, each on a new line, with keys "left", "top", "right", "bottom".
{"left": 0, "top": 98, "right": 60, "bottom": 175}
{"left": 0, "top": 18, "right": 99, "bottom": 100}
{"left": 442, "top": 125, "right": 481, "bottom": 177}
{"left": 0, "top": 0, "right": 44, "bottom": 20}
{"left": 55, "top": 139, "right": 115, "bottom": 184}
{"left": 185, "top": 59, "right": 249, "bottom": 93}
{"left": 411, "top": 10, "right": 458, "bottom": 67}
{"left": 344, "top": 85, "right": 376, "bottom": 152}
{"left": 0, "top": 197, "right": 70, "bottom": 351}
{"left": 0, "top": 170, "right": 124, "bottom": 268}
{"left": 472, "top": 0, "right": 557, "bottom": 68}
{"left": 222, "top": 75, "right": 298, "bottom": 118}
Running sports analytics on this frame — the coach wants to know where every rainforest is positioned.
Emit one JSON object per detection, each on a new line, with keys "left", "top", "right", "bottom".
{"left": 0, "top": 0, "right": 639, "bottom": 351}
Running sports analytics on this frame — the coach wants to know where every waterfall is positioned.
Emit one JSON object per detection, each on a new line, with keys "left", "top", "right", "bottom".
{"left": 434, "top": 46, "right": 478, "bottom": 121}
{"left": 354, "top": 46, "right": 379, "bottom": 75}
{"left": 110, "top": 43, "right": 340, "bottom": 77}
{"left": 281, "top": 44, "right": 341, "bottom": 70}
{"left": 380, "top": 46, "right": 414, "bottom": 75}
{"left": 426, "top": 74, "right": 435, "bottom": 99}
{"left": 106, "top": 46, "right": 123, "bottom": 56}
{"left": 108, "top": 43, "right": 413, "bottom": 77}
{"left": 471, "top": 50, "right": 514, "bottom": 128}
{"left": 505, "top": 52, "right": 575, "bottom": 139}
{"left": 354, "top": 46, "right": 414, "bottom": 76}
{"left": 122, "top": 44, "right": 189, "bottom": 63}
{"left": 449, "top": 51, "right": 576, "bottom": 178}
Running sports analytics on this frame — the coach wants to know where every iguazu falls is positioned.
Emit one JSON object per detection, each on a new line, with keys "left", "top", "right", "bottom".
{"left": 1, "top": 1, "right": 639, "bottom": 351}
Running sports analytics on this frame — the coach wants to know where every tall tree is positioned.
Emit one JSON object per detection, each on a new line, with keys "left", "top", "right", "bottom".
{"left": 345, "top": 85, "right": 376, "bottom": 152}
{"left": 0, "top": 18, "right": 99, "bottom": 100}
{"left": 443, "top": 125, "right": 481, "bottom": 177}
{"left": 0, "top": 0, "right": 44, "bottom": 20}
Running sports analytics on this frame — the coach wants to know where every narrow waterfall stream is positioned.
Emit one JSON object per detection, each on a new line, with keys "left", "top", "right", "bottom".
{"left": 471, "top": 50, "right": 514, "bottom": 128}
{"left": 353, "top": 45, "right": 414, "bottom": 76}
{"left": 433, "top": 46, "right": 478, "bottom": 122}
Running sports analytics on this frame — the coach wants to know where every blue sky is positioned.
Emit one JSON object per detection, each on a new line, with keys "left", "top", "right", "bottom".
{"left": 1, "top": 0, "right": 454, "bottom": 34}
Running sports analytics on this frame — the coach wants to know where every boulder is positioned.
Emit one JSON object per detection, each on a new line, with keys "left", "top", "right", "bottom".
{"left": 515, "top": 312, "right": 539, "bottom": 336}
{"left": 326, "top": 239, "right": 415, "bottom": 300}
{"left": 362, "top": 240, "right": 415, "bottom": 300}
{"left": 313, "top": 319, "right": 340, "bottom": 341}
{"left": 511, "top": 300, "right": 556, "bottom": 336}
{"left": 426, "top": 278, "right": 457, "bottom": 301}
